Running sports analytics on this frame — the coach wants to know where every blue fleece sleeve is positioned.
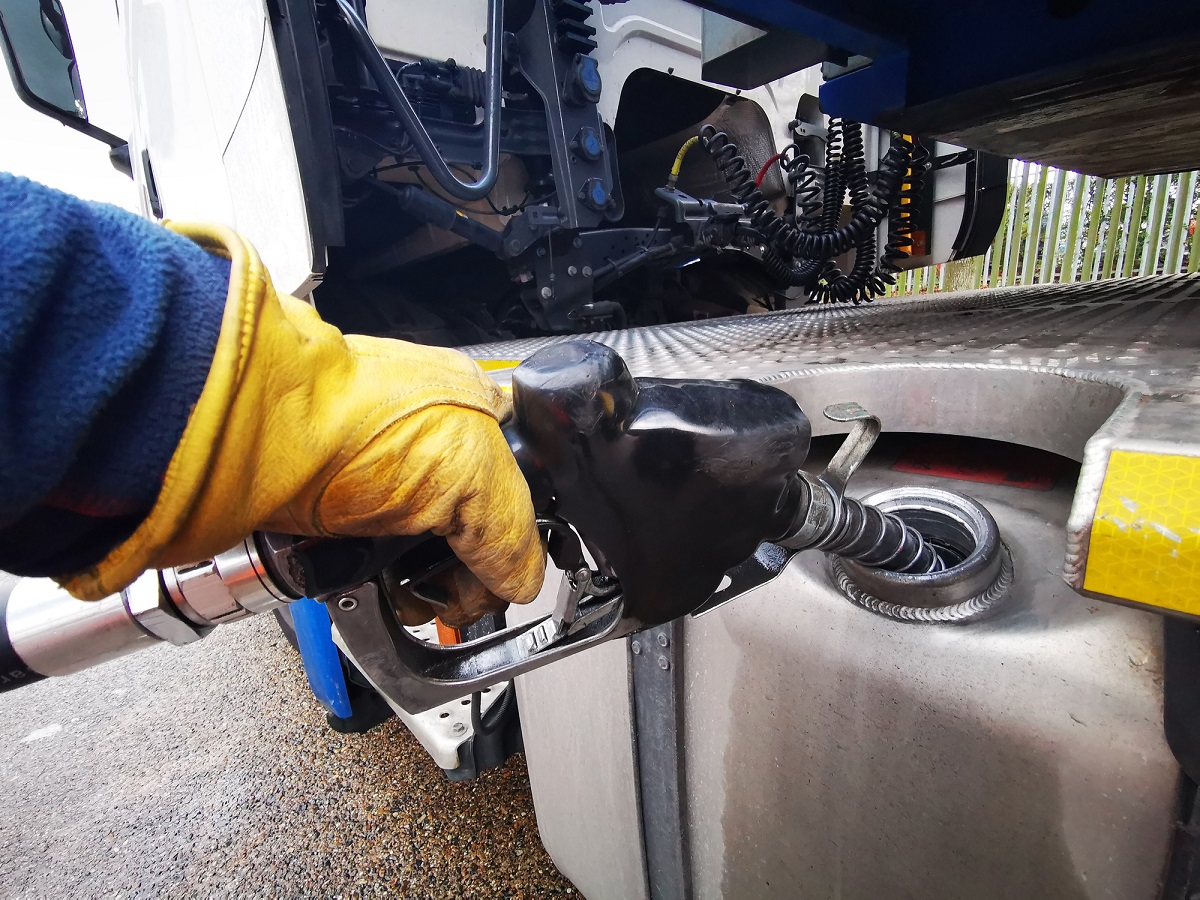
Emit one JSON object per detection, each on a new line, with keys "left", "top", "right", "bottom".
{"left": 0, "top": 173, "right": 228, "bottom": 577}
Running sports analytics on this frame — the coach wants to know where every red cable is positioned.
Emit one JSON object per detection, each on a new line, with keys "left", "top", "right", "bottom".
{"left": 755, "top": 152, "right": 784, "bottom": 187}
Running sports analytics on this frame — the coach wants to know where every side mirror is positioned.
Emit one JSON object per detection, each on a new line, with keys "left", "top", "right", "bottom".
{"left": 0, "top": 0, "right": 123, "bottom": 148}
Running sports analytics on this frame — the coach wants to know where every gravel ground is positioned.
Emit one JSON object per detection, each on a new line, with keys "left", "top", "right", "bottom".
{"left": 0, "top": 615, "right": 576, "bottom": 898}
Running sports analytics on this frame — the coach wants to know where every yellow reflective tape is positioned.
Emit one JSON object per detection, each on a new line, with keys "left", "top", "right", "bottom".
{"left": 1085, "top": 450, "right": 1200, "bottom": 615}
{"left": 477, "top": 359, "right": 523, "bottom": 373}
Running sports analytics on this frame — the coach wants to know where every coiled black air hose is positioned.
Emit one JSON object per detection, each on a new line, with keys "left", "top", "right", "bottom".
{"left": 788, "top": 147, "right": 823, "bottom": 226}
{"left": 753, "top": 144, "right": 830, "bottom": 286}
{"left": 811, "top": 121, "right": 885, "bottom": 304}
{"left": 701, "top": 121, "right": 919, "bottom": 303}
{"left": 700, "top": 122, "right": 912, "bottom": 262}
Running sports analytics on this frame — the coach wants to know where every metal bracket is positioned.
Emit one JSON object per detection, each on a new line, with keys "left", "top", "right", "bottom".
{"left": 690, "top": 541, "right": 796, "bottom": 619}
{"left": 775, "top": 402, "right": 883, "bottom": 554}
{"left": 525, "top": 567, "right": 621, "bottom": 653}
{"left": 630, "top": 621, "right": 692, "bottom": 900}
{"left": 820, "top": 401, "right": 881, "bottom": 494}
{"left": 513, "top": 0, "right": 613, "bottom": 231}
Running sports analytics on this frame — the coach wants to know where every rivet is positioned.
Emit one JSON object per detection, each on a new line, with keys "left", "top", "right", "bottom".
{"left": 631, "top": 641, "right": 642, "bottom": 655}
{"left": 656, "top": 633, "right": 669, "bottom": 648}
{"left": 657, "top": 656, "right": 670, "bottom": 671}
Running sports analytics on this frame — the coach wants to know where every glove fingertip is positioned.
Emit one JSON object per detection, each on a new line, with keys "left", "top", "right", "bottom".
{"left": 507, "top": 534, "right": 548, "bottom": 604}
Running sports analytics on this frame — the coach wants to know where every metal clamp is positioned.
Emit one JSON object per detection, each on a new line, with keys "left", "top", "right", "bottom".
{"left": 161, "top": 539, "right": 291, "bottom": 627}
{"left": 526, "top": 566, "right": 621, "bottom": 653}
{"left": 820, "top": 401, "right": 881, "bottom": 492}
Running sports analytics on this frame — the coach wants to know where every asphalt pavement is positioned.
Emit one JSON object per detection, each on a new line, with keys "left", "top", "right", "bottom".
{"left": 0, "top": 614, "right": 575, "bottom": 898}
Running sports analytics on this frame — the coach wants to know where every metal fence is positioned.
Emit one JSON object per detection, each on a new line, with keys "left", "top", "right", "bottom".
{"left": 890, "top": 163, "right": 1200, "bottom": 296}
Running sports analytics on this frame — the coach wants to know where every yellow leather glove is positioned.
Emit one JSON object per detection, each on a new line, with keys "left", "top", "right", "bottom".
{"left": 62, "top": 223, "right": 545, "bottom": 624}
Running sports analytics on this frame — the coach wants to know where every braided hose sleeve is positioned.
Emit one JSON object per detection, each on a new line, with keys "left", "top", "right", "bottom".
{"left": 779, "top": 478, "right": 944, "bottom": 575}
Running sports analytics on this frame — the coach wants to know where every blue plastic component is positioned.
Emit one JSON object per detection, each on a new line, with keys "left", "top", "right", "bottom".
{"left": 580, "top": 127, "right": 602, "bottom": 160}
{"left": 289, "top": 598, "right": 354, "bottom": 719}
{"left": 698, "top": 0, "right": 1200, "bottom": 128}
{"left": 579, "top": 56, "right": 602, "bottom": 95}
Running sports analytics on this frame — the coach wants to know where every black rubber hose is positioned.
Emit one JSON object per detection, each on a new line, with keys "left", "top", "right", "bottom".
{"left": 787, "top": 152, "right": 823, "bottom": 228}
{"left": 760, "top": 146, "right": 829, "bottom": 289}
{"left": 819, "top": 117, "right": 847, "bottom": 234}
{"left": 810, "top": 121, "right": 881, "bottom": 304}
{"left": 760, "top": 248, "right": 824, "bottom": 288}
{"left": 454, "top": 65, "right": 488, "bottom": 109}
{"left": 371, "top": 181, "right": 503, "bottom": 254}
{"left": 879, "top": 138, "right": 930, "bottom": 279}
{"left": 0, "top": 577, "right": 44, "bottom": 694}
{"left": 471, "top": 685, "right": 514, "bottom": 737}
{"left": 700, "top": 121, "right": 913, "bottom": 272}
{"left": 591, "top": 240, "right": 679, "bottom": 287}
{"left": 333, "top": 0, "right": 504, "bottom": 201}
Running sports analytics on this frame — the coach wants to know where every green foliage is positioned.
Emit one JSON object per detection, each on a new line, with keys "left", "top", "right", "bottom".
{"left": 892, "top": 162, "right": 1200, "bottom": 296}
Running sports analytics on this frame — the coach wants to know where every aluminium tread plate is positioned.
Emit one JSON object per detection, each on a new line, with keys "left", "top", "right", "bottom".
{"left": 467, "top": 274, "right": 1200, "bottom": 388}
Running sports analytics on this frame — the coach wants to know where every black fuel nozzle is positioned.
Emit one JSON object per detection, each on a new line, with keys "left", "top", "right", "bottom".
{"left": 503, "top": 341, "right": 946, "bottom": 623}
{"left": 503, "top": 339, "right": 812, "bottom": 627}
{"left": 291, "top": 340, "right": 970, "bottom": 711}
{"left": 272, "top": 340, "right": 940, "bottom": 629}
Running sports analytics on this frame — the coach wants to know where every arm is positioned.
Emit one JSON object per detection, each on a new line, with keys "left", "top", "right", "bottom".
{"left": 0, "top": 173, "right": 226, "bottom": 576}
{"left": 0, "top": 174, "right": 543, "bottom": 625}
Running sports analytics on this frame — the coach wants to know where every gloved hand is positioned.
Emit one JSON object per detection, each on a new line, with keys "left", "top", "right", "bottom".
{"left": 63, "top": 224, "right": 545, "bottom": 625}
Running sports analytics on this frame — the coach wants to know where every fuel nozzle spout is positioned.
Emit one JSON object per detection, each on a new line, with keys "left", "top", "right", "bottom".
{"left": 779, "top": 474, "right": 945, "bottom": 574}
{"left": 775, "top": 401, "right": 946, "bottom": 575}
